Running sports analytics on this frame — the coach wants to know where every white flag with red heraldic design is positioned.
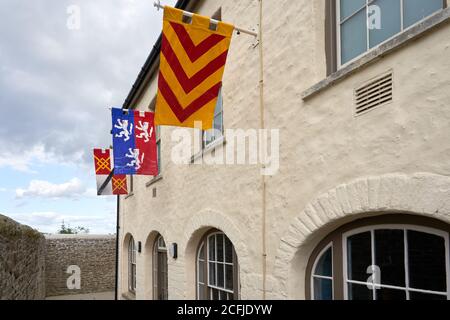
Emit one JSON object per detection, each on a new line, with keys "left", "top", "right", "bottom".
{"left": 93, "top": 148, "right": 128, "bottom": 196}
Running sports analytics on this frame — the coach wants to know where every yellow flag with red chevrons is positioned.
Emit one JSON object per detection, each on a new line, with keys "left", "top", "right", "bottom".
{"left": 155, "top": 7, "right": 234, "bottom": 130}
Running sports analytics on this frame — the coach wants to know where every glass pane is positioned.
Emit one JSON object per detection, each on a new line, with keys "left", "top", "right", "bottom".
{"left": 403, "top": 0, "right": 443, "bottom": 28}
{"left": 348, "top": 283, "right": 373, "bottom": 300}
{"left": 209, "top": 262, "right": 216, "bottom": 286}
{"left": 211, "top": 288, "right": 219, "bottom": 300}
{"left": 204, "top": 130, "right": 213, "bottom": 146}
{"left": 313, "top": 278, "right": 333, "bottom": 300}
{"left": 214, "top": 89, "right": 223, "bottom": 115}
{"left": 217, "top": 234, "right": 224, "bottom": 262}
{"left": 375, "top": 229, "right": 405, "bottom": 287}
{"left": 410, "top": 292, "right": 447, "bottom": 300}
{"left": 340, "top": 0, "right": 366, "bottom": 21}
{"left": 376, "top": 288, "right": 406, "bottom": 300}
{"left": 198, "top": 260, "right": 205, "bottom": 283}
{"left": 369, "top": 0, "right": 401, "bottom": 48}
{"left": 347, "top": 232, "right": 372, "bottom": 282}
{"left": 214, "top": 113, "right": 223, "bottom": 133}
{"left": 199, "top": 243, "right": 205, "bottom": 261}
{"left": 208, "top": 235, "right": 216, "bottom": 261}
{"left": 198, "top": 284, "right": 206, "bottom": 300}
{"left": 218, "top": 263, "right": 225, "bottom": 288}
{"left": 408, "top": 230, "right": 447, "bottom": 292}
{"left": 159, "top": 237, "right": 166, "bottom": 249}
{"left": 314, "top": 247, "right": 332, "bottom": 277}
{"left": 225, "top": 236, "right": 233, "bottom": 263}
{"left": 341, "top": 9, "right": 367, "bottom": 65}
{"left": 157, "top": 141, "right": 161, "bottom": 174}
{"left": 226, "top": 264, "right": 234, "bottom": 291}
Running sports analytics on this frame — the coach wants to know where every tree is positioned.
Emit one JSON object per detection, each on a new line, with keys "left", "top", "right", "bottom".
{"left": 58, "top": 220, "right": 90, "bottom": 234}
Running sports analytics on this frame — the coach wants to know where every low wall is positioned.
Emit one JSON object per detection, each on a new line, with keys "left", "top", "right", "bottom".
{"left": 0, "top": 214, "right": 46, "bottom": 300}
{"left": 45, "top": 234, "right": 116, "bottom": 297}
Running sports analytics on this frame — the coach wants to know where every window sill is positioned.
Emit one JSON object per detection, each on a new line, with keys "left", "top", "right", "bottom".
{"left": 302, "top": 7, "right": 450, "bottom": 100}
{"left": 125, "top": 193, "right": 134, "bottom": 200}
{"left": 122, "top": 292, "right": 136, "bottom": 300}
{"left": 146, "top": 175, "right": 163, "bottom": 188}
{"left": 190, "top": 136, "right": 226, "bottom": 164}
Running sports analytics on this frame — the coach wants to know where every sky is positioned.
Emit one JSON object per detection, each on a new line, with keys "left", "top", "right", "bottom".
{"left": 0, "top": 0, "right": 176, "bottom": 234}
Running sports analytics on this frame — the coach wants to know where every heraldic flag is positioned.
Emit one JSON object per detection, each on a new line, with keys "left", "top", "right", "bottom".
{"left": 155, "top": 6, "right": 234, "bottom": 130}
{"left": 111, "top": 108, "right": 158, "bottom": 176}
{"left": 93, "top": 149, "right": 128, "bottom": 196}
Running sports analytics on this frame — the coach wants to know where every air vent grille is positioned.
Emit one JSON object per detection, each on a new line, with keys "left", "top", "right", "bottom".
{"left": 355, "top": 72, "right": 393, "bottom": 115}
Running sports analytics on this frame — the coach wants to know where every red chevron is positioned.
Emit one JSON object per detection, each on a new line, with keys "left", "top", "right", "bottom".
{"left": 161, "top": 33, "right": 228, "bottom": 94}
{"left": 158, "top": 71, "right": 221, "bottom": 123}
{"left": 170, "top": 22, "right": 225, "bottom": 63}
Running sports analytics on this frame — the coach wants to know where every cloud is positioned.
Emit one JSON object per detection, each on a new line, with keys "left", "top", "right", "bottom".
{"left": 0, "top": 144, "right": 63, "bottom": 172}
{"left": 15, "top": 178, "right": 88, "bottom": 199}
{"left": 0, "top": 0, "right": 176, "bottom": 171}
{"left": 4, "top": 211, "right": 116, "bottom": 234}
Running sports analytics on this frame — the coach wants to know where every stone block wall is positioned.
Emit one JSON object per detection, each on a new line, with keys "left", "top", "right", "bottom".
{"left": 0, "top": 214, "right": 46, "bottom": 300}
{"left": 45, "top": 234, "right": 116, "bottom": 297}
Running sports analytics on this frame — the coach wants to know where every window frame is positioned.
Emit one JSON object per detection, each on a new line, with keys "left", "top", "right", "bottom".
{"left": 128, "top": 237, "right": 137, "bottom": 293}
{"left": 202, "top": 88, "right": 224, "bottom": 150}
{"left": 155, "top": 125, "right": 162, "bottom": 175}
{"left": 335, "top": 0, "right": 446, "bottom": 69}
{"left": 311, "top": 243, "right": 334, "bottom": 300}
{"left": 342, "top": 224, "right": 450, "bottom": 300}
{"left": 306, "top": 214, "right": 450, "bottom": 300}
{"left": 152, "top": 234, "right": 168, "bottom": 300}
{"left": 196, "top": 229, "right": 239, "bottom": 300}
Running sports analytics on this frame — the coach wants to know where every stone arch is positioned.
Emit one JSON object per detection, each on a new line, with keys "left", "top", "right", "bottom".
{"left": 273, "top": 173, "right": 450, "bottom": 299}
{"left": 143, "top": 224, "right": 170, "bottom": 300}
{"left": 181, "top": 209, "right": 251, "bottom": 299}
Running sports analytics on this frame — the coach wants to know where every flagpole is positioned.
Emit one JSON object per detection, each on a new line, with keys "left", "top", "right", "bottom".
{"left": 153, "top": 1, "right": 258, "bottom": 37}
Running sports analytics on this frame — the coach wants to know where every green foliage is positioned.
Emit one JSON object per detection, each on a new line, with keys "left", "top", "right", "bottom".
{"left": 57, "top": 220, "right": 90, "bottom": 235}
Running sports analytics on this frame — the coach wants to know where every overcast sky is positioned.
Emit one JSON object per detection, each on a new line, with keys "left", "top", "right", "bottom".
{"left": 0, "top": 0, "right": 175, "bottom": 234}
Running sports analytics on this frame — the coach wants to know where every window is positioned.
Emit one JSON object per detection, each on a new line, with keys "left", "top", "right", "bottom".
{"left": 337, "top": 0, "right": 444, "bottom": 66}
{"left": 153, "top": 235, "right": 168, "bottom": 300}
{"left": 197, "top": 231, "right": 238, "bottom": 300}
{"left": 202, "top": 89, "right": 224, "bottom": 149}
{"left": 128, "top": 236, "right": 137, "bottom": 293}
{"left": 311, "top": 245, "right": 333, "bottom": 300}
{"left": 156, "top": 126, "right": 162, "bottom": 175}
{"left": 307, "top": 215, "right": 450, "bottom": 300}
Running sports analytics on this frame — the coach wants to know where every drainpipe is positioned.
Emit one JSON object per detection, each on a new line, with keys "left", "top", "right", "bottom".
{"left": 258, "top": 0, "right": 267, "bottom": 300}
{"left": 115, "top": 195, "right": 120, "bottom": 300}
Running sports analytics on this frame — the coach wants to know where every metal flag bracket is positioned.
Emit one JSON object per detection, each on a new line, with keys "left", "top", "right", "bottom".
{"left": 153, "top": 1, "right": 258, "bottom": 37}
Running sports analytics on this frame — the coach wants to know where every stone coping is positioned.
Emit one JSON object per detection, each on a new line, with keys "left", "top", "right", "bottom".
{"left": 44, "top": 234, "right": 116, "bottom": 239}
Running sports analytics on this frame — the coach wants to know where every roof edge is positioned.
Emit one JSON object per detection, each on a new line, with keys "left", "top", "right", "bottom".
{"left": 122, "top": 0, "right": 193, "bottom": 110}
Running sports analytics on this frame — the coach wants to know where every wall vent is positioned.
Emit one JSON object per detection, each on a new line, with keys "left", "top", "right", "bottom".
{"left": 355, "top": 71, "right": 393, "bottom": 115}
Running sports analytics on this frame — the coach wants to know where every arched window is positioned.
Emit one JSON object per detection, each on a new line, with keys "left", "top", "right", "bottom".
{"left": 197, "top": 231, "right": 239, "bottom": 300}
{"left": 153, "top": 235, "right": 168, "bottom": 300}
{"left": 307, "top": 215, "right": 450, "bottom": 300}
{"left": 311, "top": 244, "right": 333, "bottom": 300}
{"left": 128, "top": 236, "right": 137, "bottom": 293}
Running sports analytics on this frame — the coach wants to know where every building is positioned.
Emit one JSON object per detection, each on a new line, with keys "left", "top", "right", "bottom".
{"left": 117, "top": 0, "right": 450, "bottom": 300}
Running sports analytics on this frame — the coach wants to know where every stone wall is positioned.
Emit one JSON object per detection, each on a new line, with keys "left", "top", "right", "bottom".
{"left": 0, "top": 214, "right": 46, "bottom": 300}
{"left": 45, "top": 234, "right": 116, "bottom": 297}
